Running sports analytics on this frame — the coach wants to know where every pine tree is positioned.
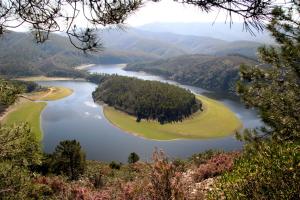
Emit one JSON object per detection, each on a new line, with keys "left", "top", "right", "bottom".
{"left": 212, "top": 4, "right": 300, "bottom": 199}
{"left": 237, "top": 5, "right": 300, "bottom": 142}
{"left": 128, "top": 152, "right": 140, "bottom": 164}
{"left": 52, "top": 140, "right": 86, "bottom": 180}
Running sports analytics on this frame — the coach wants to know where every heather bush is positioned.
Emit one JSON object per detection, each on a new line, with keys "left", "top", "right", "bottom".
{"left": 172, "top": 158, "right": 187, "bottom": 172}
{"left": 189, "top": 150, "right": 221, "bottom": 167}
{"left": 193, "top": 152, "right": 238, "bottom": 182}
{"left": 145, "top": 149, "right": 188, "bottom": 200}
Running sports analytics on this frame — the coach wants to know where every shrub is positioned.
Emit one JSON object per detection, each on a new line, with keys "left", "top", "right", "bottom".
{"left": 145, "top": 149, "right": 188, "bottom": 200}
{"left": 128, "top": 152, "right": 140, "bottom": 164}
{"left": 210, "top": 142, "right": 300, "bottom": 199}
{"left": 189, "top": 150, "right": 221, "bottom": 167}
{"left": 0, "top": 162, "right": 32, "bottom": 199}
{"left": 193, "top": 152, "right": 238, "bottom": 182}
{"left": 172, "top": 158, "right": 187, "bottom": 172}
{"left": 109, "top": 161, "right": 122, "bottom": 170}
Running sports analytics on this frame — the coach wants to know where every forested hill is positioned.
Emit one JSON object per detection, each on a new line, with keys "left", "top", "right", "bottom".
{"left": 0, "top": 31, "right": 156, "bottom": 77}
{"left": 125, "top": 54, "right": 258, "bottom": 94}
{"left": 0, "top": 28, "right": 262, "bottom": 78}
{"left": 92, "top": 75, "right": 201, "bottom": 124}
{"left": 100, "top": 28, "right": 263, "bottom": 59}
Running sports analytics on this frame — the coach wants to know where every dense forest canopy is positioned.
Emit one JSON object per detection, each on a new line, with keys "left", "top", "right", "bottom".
{"left": 125, "top": 54, "right": 258, "bottom": 93}
{"left": 92, "top": 75, "right": 201, "bottom": 124}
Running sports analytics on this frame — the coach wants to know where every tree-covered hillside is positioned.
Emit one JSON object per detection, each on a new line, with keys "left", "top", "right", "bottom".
{"left": 0, "top": 31, "right": 157, "bottom": 78}
{"left": 92, "top": 75, "right": 201, "bottom": 124}
{"left": 101, "top": 28, "right": 263, "bottom": 59}
{"left": 125, "top": 54, "right": 258, "bottom": 93}
{"left": 0, "top": 29, "right": 263, "bottom": 78}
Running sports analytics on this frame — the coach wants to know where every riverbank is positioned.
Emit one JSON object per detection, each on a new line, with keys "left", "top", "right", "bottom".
{"left": 103, "top": 95, "right": 242, "bottom": 140}
{"left": 15, "top": 76, "right": 85, "bottom": 82}
{"left": 1, "top": 86, "right": 73, "bottom": 141}
{"left": 27, "top": 87, "right": 73, "bottom": 101}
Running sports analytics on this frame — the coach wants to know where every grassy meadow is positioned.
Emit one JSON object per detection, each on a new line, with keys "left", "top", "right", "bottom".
{"left": 103, "top": 95, "right": 242, "bottom": 140}
{"left": 3, "top": 100, "right": 46, "bottom": 140}
{"left": 2, "top": 86, "right": 73, "bottom": 140}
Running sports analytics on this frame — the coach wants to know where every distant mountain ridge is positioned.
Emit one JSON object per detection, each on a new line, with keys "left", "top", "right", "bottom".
{"left": 125, "top": 54, "right": 258, "bottom": 93}
{"left": 100, "top": 28, "right": 263, "bottom": 59}
{"left": 138, "top": 22, "right": 273, "bottom": 43}
{"left": 0, "top": 26, "right": 263, "bottom": 78}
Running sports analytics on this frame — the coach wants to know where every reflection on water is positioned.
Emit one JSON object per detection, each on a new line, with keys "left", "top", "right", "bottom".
{"left": 39, "top": 64, "right": 262, "bottom": 162}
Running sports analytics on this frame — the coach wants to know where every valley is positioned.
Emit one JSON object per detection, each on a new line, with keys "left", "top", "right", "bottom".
{"left": 0, "top": 2, "right": 298, "bottom": 198}
{"left": 29, "top": 64, "right": 262, "bottom": 162}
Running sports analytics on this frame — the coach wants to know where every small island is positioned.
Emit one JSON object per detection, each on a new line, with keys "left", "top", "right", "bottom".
{"left": 93, "top": 75, "right": 242, "bottom": 140}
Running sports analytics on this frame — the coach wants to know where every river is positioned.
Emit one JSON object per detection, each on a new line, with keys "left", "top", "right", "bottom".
{"left": 39, "top": 64, "right": 262, "bottom": 162}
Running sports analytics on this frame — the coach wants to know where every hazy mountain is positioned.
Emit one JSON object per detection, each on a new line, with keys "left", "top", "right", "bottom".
{"left": 101, "top": 28, "right": 262, "bottom": 59}
{"left": 0, "top": 28, "right": 263, "bottom": 78}
{"left": 125, "top": 54, "right": 258, "bottom": 93}
{"left": 101, "top": 29, "right": 188, "bottom": 58}
{"left": 138, "top": 22, "right": 273, "bottom": 43}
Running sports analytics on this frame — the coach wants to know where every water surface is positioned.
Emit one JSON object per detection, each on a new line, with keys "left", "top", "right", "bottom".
{"left": 40, "top": 64, "right": 262, "bottom": 162}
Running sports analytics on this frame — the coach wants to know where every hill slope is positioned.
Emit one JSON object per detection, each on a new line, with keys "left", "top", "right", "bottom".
{"left": 0, "top": 28, "right": 262, "bottom": 78}
{"left": 101, "top": 28, "right": 262, "bottom": 59}
{"left": 138, "top": 22, "right": 273, "bottom": 43}
{"left": 125, "top": 54, "right": 258, "bottom": 93}
{"left": 0, "top": 31, "right": 157, "bottom": 77}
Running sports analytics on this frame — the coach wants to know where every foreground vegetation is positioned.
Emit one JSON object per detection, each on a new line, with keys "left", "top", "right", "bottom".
{"left": 104, "top": 95, "right": 242, "bottom": 140}
{"left": 0, "top": 122, "right": 239, "bottom": 200}
{"left": 93, "top": 75, "right": 201, "bottom": 124}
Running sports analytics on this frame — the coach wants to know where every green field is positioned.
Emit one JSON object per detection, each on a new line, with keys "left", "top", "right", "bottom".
{"left": 3, "top": 100, "right": 46, "bottom": 141}
{"left": 103, "top": 95, "right": 242, "bottom": 140}
{"left": 3, "top": 86, "right": 73, "bottom": 140}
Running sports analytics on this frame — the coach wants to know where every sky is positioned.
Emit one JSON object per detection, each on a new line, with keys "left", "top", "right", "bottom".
{"left": 125, "top": 0, "right": 244, "bottom": 26}
{"left": 10, "top": 0, "right": 245, "bottom": 32}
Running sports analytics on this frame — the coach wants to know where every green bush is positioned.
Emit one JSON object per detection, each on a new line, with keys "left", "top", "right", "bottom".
{"left": 109, "top": 161, "right": 122, "bottom": 170}
{"left": 128, "top": 152, "right": 140, "bottom": 164}
{"left": 210, "top": 142, "right": 300, "bottom": 199}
